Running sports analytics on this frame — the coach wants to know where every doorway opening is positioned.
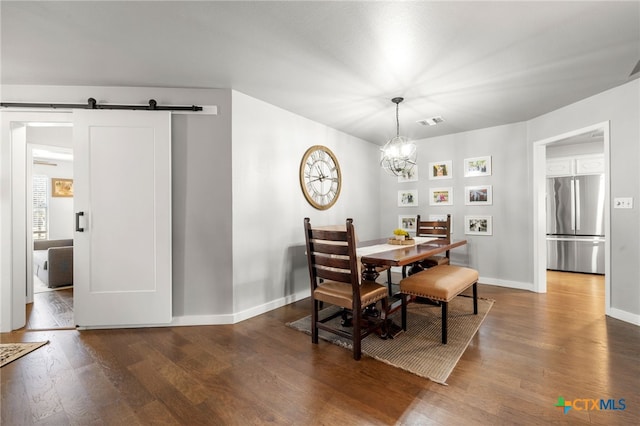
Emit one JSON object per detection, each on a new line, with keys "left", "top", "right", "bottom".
{"left": 532, "top": 122, "right": 611, "bottom": 316}
{"left": 27, "top": 130, "right": 75, "bottom": 330}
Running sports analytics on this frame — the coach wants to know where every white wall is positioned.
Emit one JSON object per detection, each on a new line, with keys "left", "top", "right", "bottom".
{"left": 27, "top": 126, "right": 73, "bottom": 148}
{"left": 378, "top": 122, "right": 533, "bottom": 289}
{"left": 231, "top": 91, "right": 381, "bottom": 318}
{"left": 528, "top": 79, "right": 640, "bottom": 319}
{"left": 171, "top": 100, "right": 234, "bottom": 319}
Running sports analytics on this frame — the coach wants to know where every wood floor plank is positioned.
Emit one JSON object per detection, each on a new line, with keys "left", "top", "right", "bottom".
{"left": 2, "top": 272, "right": 639, "bottom": 425}
{"left": 27, "top": 288, "right": 74, "bottom": 330}
{"left": 1, "top": 375, "right": 33, "bottom": 425}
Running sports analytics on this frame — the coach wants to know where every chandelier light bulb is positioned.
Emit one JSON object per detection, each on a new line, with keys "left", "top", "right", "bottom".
{"left": 380, "top": 97, "right": 417, "bottom": 177}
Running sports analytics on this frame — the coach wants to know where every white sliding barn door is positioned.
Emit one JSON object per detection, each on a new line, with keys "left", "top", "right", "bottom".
{"left": 73, "top": 110, "right": 172, "bottom": 327}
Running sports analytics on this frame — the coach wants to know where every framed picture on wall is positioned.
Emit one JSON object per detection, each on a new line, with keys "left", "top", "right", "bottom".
{"left": 398, "top": 215, "right": 417, "bottom": 233}
{"left": 464, "top": 215, "right": 492, "bottom": 235}
{"left": 398, "top": 189, "right": 418, "bottom": 207}
{"left": 429, "top": 214, "right": 453, "bottom": 234}
{"left": 428, "top": 160, "right": 452, "bottom": 180}
{"left": 397, "top": 165, "right": 418, "bottom": 183}
{"left": 429, "top": 187, "right": 453, "bottom": 206}
{"left": 465, "top": 185, "right": 493, "bottom": 205}
{"left": 51, "top": 178, "right": 74, "bottom": 197}
{"left": 464, "top": 156, "right": 492, "bottom": 177}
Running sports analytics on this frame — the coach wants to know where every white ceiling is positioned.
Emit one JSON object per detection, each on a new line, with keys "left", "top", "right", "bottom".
{"left": 2, "top": 1, "right": 639, "bottom": 145}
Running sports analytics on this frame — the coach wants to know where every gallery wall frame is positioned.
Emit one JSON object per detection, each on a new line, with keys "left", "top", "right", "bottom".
{"left": 399, "top": 215, "right": 417, "bottom": 232}
{"left": 465, "top": 185, "right": 493, "bottom": 205}
{"left": 398, "top": 189, "right": 419, "bottom": 207}
{"left": 428, "top": 160, "right": 452, "bottom": 180}
{"left": 429, "top": 187, "right": 453, "bottom": 206}
{"left": 464, "top": 215, "right": 492, "bottom": 235}
{"left": 464, "top": 156, "right": 492, "bottom": 177}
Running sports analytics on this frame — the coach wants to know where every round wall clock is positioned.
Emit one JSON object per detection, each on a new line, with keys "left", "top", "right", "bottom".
{"left": 299, "top": 145, "right": 342, "bottom": 210}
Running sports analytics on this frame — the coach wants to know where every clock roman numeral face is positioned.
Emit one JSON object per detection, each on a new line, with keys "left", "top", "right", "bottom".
{"left": 299, "top": 146, "right": 342, "bottom": 210}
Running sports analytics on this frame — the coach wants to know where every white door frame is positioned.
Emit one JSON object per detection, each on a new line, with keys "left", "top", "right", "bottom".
{"left": 531, "top": 121, "right": 611, "bottom": 315}
{"left": 1, "top": 111, "right": 73, "bottom": 331}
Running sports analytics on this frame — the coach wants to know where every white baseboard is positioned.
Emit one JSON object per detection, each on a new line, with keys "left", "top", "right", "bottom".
{"left": 478, "top": 276, "right": 534, "bottom": 291}
{"left": 607, "top": 307, "right": 640, "bottom": 326}
{"left": 170, "top": 313, "right": 235, "bottom": 326}
{"left": 170, "top": 289, "right": 312, "bottom": 326}
{"left": 231, "top": 289, "right": 311, "bottom": 323}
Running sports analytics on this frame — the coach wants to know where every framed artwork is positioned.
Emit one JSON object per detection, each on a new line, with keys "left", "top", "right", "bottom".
{"left": 398, "top": 189, "right": 418, "bottom": 207}
{"left": 429, "top": 187, "right": 453, "bottom": 206}
{"left": 464, "top": 156, "right": 492, "bottom": 177}
{"left": 51, "top": 178, "right": 74, "bottom": 197}
{"left": 429, "top": 214, "right": 453, "bottom": 234}
{"left": 465, "top": 185, "right": 493, "bottom": 205}
{"left": 397, "top": 165, "right": 418, "bottom": 183}
{"left": 399, "top": 215, "right": 417, "bottom": 233}
{"left": 428, "top": 160, "right": 452, "bottom": 180}
{"left": 464, "top": 215, "right": 492, "bottom": 235}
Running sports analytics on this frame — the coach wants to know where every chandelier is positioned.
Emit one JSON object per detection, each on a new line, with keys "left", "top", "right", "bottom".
{"left": 380, "top": 97, "right": 417, "bottom": 177}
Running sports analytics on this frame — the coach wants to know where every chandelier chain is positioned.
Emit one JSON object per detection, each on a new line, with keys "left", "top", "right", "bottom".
{"left": 396, "top": 102, "right": 400, "bottom": 137}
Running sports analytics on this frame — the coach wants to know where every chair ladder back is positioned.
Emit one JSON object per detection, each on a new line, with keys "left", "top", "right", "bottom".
{"left": 416, "top": 214, "right": 451, "bottom": 240}
{"left": 303, "top": 218, "right": 360, "bottom": 291}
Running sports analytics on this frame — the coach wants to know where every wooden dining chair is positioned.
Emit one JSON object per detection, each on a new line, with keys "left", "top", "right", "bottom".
{"left": 403, "top": 214, "right": 452, "bottom": 277}
{"left": 303, "top": 218, "right": 389, "bottom": 360}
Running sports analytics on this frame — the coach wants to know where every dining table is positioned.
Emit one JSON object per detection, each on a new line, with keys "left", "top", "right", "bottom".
{"left": 358, "top": 236, "right": 467, "bottom": 282}
{"left": 356, "top": 236, "right": 468, "bottom": 337}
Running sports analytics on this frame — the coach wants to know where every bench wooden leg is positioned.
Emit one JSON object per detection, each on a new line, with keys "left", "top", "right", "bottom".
{"left": 401, "top": 295, "right": 408, "bottom": 331}
{"left": 473, "top": 282, "right": 478, "bottom": 315}
{"left": 441, "top": 301, "right": 448, "bottom": 344}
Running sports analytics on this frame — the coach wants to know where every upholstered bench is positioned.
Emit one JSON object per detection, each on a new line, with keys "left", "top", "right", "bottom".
{"left": 399, "top": 264, "right": 479, "bottom": 344}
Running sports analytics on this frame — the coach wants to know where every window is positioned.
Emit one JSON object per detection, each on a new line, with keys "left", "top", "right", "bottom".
{"left": 33, "top": 175, "right": 48, "bottom": 240}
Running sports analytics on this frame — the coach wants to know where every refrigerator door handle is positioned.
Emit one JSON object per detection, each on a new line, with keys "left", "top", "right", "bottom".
{"left": 570, "top": 178, "right": 576, "bottom": 231}
{"left": 575, "top": 178, "right": 581, "bottom": 231}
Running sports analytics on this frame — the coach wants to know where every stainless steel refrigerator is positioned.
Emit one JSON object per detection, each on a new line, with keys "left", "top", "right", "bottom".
{"left": 546, "top": 174, "right": 605, "bottom": 274}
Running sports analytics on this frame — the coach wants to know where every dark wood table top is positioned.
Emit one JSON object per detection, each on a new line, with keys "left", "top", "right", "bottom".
{"left": 359, "top": 238, "right": 467, "bottom": 267}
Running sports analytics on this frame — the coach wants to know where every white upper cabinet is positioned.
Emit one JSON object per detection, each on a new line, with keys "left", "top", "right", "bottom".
{"left": 546, "top": 158, "right": 574, "bottom": 177}
{"left": 576, "top": 155, "right": 605, "bottom": 174}
{"left": 547, "top": 154, "right": 604, "bottom": 177}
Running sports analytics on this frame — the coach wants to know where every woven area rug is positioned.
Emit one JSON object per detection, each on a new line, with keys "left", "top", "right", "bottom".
{"left": 0, "top": 341, "right": 49, "bottom": 367}
{"left": 287, "top": 296, "right": 493, "bottom": 384}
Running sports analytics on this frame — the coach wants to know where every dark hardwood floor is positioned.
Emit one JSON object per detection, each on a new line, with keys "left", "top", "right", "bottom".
{"left": 2, "top": 272, "right": 638, "bottom": 425}
{"left": 26, "top": 288, "right": 75, "bottom": 330}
